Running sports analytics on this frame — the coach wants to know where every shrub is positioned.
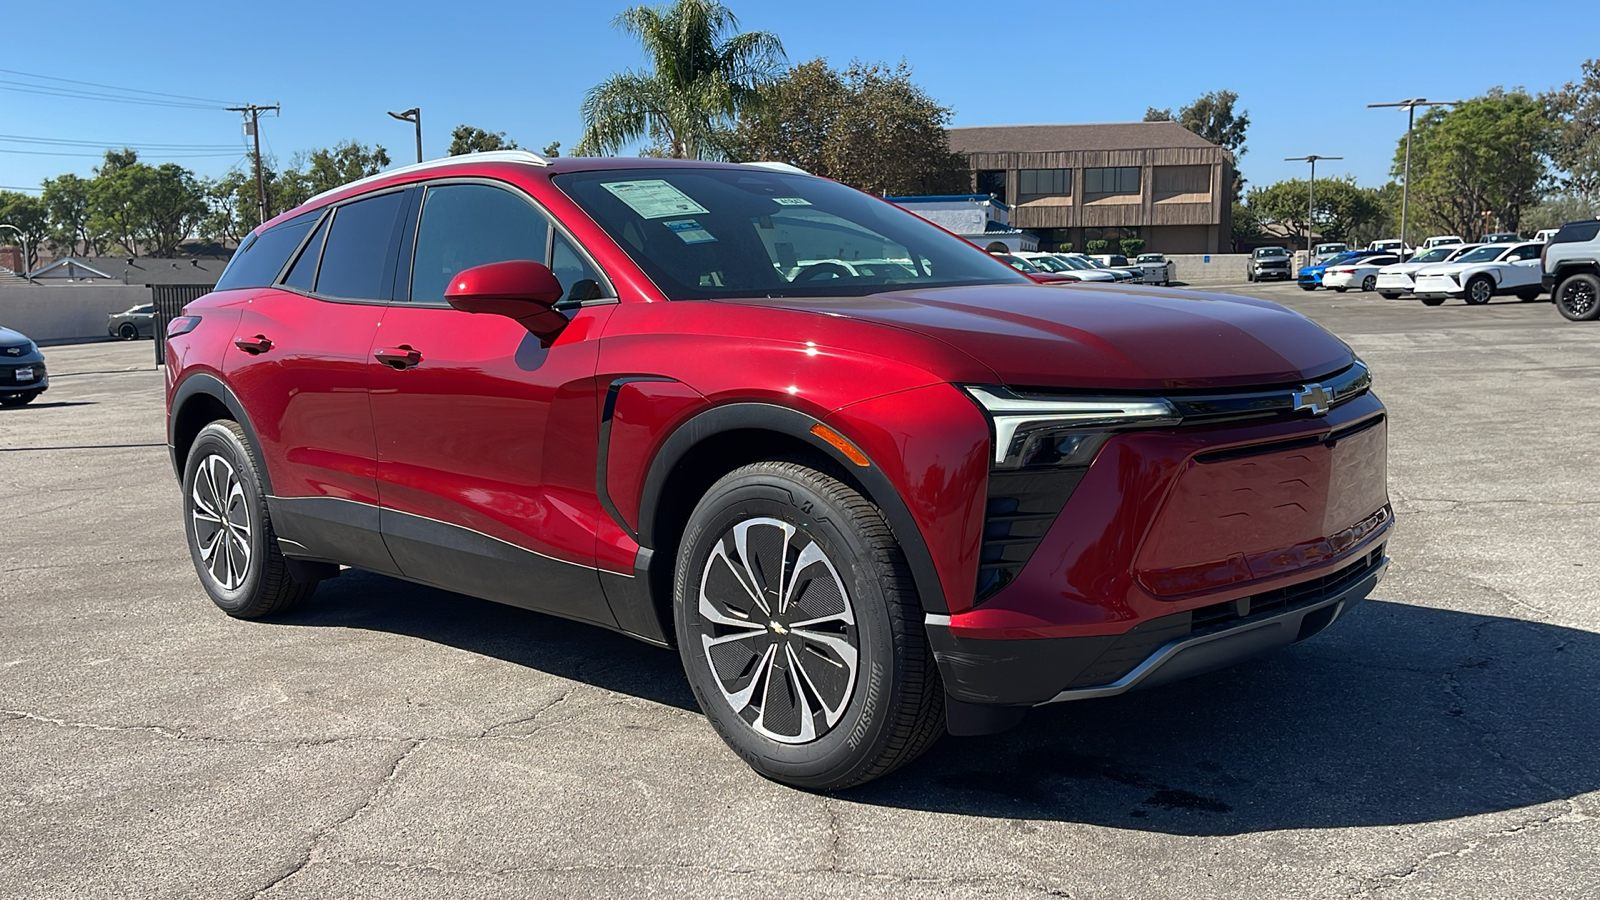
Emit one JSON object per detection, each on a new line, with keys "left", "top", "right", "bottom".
{"left": 1085, "top": 239, "right": 1110, "bottom": 254}
{"left": 1119, "top": 238, "right": 1146, "bottom": 256}
{"left": 1050, "top": 241, "right": 1073, "bottom": 253}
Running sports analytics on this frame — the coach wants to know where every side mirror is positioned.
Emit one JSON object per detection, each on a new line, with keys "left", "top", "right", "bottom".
{"left": 445, "top": 260, "right": 569, "bottom": 344}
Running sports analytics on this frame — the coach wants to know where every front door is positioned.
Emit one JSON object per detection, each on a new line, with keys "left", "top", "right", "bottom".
{"left": 369, "top": 180, "right": 619, "bottom": 626}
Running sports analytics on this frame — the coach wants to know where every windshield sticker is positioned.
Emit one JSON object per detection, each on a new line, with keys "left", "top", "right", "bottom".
{"left": 664, "top": 219, "right": 717, "bottom": 244}
{"left": 772, "top": 197, "right": 812, "bottom": 206}
{"left": 601, "top": 180, "right": 710, "bottom": 219}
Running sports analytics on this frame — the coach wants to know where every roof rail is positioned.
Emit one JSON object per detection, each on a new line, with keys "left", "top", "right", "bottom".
{"left": 743, "top": 161, "right": 810, "bottom": 176}
{"left": 301, "top": 150, "right": 552, "bottom": 208}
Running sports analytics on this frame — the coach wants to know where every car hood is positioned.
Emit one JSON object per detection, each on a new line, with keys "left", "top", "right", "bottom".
{"left": 722, "top": 284, "right": 1353, "bottom": 391}
{"left": 1416, "top": 263, "right": 1471, "bottom": 277}
{"left": 0, "top": 325, "right": 32, "bottom": 346}
{"left": 1378, "top": 262, "right": 1432, "bottom": 275}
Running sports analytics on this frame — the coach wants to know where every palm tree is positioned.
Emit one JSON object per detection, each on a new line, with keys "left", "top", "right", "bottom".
{"left": 576, "top": 0, "right": 785, "bottom": 160}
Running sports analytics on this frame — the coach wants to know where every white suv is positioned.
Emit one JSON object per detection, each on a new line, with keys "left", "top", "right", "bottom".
{"left": 1413, "top": 243, "right": 1545, "bottom": 305}
{"left": 1542, "top": 219, "right": 1600, "bottom": 321}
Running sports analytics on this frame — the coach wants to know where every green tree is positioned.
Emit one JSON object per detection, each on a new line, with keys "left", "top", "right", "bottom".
{"left": 542, "top": 141, "right": 561, "bottom": 158}
{"left": 1246, "top": 177, "right": 1385, "bottom": 245}
{"left": 1522, "top": 193, "right": 1600, "bottom": 233}
{"left": 1397, "top": 91, "right": 1555, "bottom": 237}
{"left": 448, "top": 125, "right": 519, "bottom": 155}
{"left": 87, "top": 150, "right": 209, "bottom": 256}
{"left": 1145, "top": 90, "right": 1250, "bottom": 157}
{"left": 42, "top": 173, "right": 99, "bottom": 255}
{"left": 576, "top": 0, "right": 785, "bottom": 159}
{"left": 1544, "top": 58, "right": 1600, "bottom": 197}
{"left": 0, "top": 191, "right": 49, "bottom": 271}
{"left": 727, "top": 59, "right": 969, "bottom": 196}
{"left": 199, "top": 169, "right": 260, "bottom": 246}
{"left": 278, "top": 141, "right": 391, "bottom": 211}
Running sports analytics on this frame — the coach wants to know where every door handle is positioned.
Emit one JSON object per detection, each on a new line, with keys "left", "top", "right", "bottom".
{"left": 374, "top": 345, "right": 423, "bottom": 369}
{"left": 234, "top": 334, "right": 273, "bottom": 354}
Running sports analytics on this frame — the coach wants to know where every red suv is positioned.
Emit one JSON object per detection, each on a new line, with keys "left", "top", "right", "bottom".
{"left": 166, "top": 152, "right": 1391, "bottom": 789}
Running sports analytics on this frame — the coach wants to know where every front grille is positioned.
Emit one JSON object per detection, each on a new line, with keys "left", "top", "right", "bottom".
{"left": 1063, "top": 545, "right": 1385, "bottom": 688}
{"left": 976, "top": 468, "right": 1085, "bottom": 601}
{"left": 1, "top": 362, "right": 43, "bottom": 384}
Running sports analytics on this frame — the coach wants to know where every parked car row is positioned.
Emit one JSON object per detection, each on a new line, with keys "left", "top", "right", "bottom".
{"left": 990, "top": 250, "right": 1147, "bottom": 284}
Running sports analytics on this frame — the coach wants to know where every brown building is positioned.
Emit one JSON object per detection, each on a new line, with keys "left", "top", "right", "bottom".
{"left": 949, "top": 122, "right": 1235, "bottom": 254}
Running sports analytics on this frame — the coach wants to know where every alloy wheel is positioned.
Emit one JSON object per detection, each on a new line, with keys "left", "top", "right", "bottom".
{"left": 190, "top": 453, "right": 252, "bottom": 591}
{"left": 1469, "top": 279, "right": 1493, "bottom": 304}
{"left": 1562, "top": 281, "right": 1597, "bottom": 317}
{"left": 695, "top": 517, "right": 858, "bottom": 744}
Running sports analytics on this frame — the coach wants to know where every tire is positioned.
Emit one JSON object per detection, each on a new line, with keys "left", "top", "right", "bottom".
{"left": 1332, "top": 286, "right": 1348, "bottom": 293}
{"left": 1299, "top": 283, "right": 1317, "bottom": 292}
{"left": 1362, "top": 275, "right": 1377, "bottom": 292}
{"left": 1421, "top": 296, "right": 1447, "bottom": 307}
{"left": 118, "top": 323, "right": 138, "bottom": 340}
{"left": 1464, "top": 275, "right": 1494, "bottom": 305}
{"left": 1516, "top": 289, "right": 1542, "bottom": 302}
{"left": 0, "top": 392, "right": 39, "bottom": 407}
{"left": 1555, "top": 273, "right": 1600, "bottom": 321}
{"left": 182, "top": 420, "right": 317, "bottom": 618}
{"left": 1380, "top": 293, "right": 1401, "bottom": 300}
{"left": 674, "top": 458, "right": 944, "bottom": 790}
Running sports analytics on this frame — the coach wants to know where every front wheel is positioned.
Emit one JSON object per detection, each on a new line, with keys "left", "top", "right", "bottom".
{"left": 1465, "top": 275, "right": 1494, "bottom": 305}
{"left": 118, "top": 323, "right": 139, "bottom": 340}
{"left": 1362, "top": 275, "right": 1377, "bottom": 292}
{"left": 1380, "top": 292, "right": 1401, "bottom": 300}
{"left": 1299, "top": 283, "right": 1317, "bottom": 292}
{"left": 1421, "top": 296, "right": 1447, "bottom": 306}
{"left": 1333, "top": 286, "right": 1348, "bottom": 293}
{"left": 674, "top": 459, "right": 944, "bottom": 790}
{"left": 182, "top": 421, "right": 318, "bottom": 618}
{"left": 1555, "top": 273, "right": 1600, "bottom": 321}
{"left": 1516, "top": 289, "right": 1542, "bottom": 302}
{"left": 0, "top": 393, "right": 39, "bottom": 407}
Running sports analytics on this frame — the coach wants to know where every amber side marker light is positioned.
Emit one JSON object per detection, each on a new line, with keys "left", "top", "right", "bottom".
{"left": 810, "top": 424, "right": 871, "bottom": 467}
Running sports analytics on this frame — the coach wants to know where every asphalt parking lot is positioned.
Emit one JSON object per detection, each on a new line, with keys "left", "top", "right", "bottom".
{"left": 3, "top": 286, "right": 1597, "bottom": 899}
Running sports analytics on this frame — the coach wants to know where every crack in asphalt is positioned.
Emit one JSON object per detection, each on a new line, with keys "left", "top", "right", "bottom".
{"left": 1351, "top": 804, "right": 1583, "bottom": 898}
{"left": 479, "top": 685, "right": 577, "bottom": 738}
{"left": 250, "top": 739, "right": 423, "bottom": 899}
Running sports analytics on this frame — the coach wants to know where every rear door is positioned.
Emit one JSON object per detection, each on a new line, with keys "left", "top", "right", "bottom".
{"left": 368, "top": 179, "right": 621, "bottom": 627}
{"left": 1498, "top": 244, "right": 1543, "bottom": 289}
{"left": 225, "top": 190, "right": 409, "bottom": 574}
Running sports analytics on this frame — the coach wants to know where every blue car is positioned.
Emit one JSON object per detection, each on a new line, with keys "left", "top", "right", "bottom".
{"left": 1298, "top": 250, "right": 1386, "bottom": 290}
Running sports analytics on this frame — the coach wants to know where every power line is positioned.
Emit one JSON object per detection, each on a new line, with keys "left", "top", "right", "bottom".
{"left": 0, "top": 147, "right": 246, "bottom": 158}
{"left": 0, "top": 133, "right": 240, "bottom": 151}
{"left": 0, "top": 67, "right": 237, "bottom": 105}
{"left": 0, "top": 80, "right": 223, "bottom": 110}
{"left": 0, "top": 185, "right": 44, "bottom": 193}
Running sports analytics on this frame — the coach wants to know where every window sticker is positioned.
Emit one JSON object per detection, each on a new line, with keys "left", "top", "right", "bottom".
{"left": 664, "top": 218, "right": 717, "bottom": 244}
{"left": 772, "top": 197, "right": 812, "bottom": 206}
{"left": 601, "top": 180, "right": 710, "bottom": 219}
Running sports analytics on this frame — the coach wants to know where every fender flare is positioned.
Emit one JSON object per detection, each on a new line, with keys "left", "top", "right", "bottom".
{"left": 633, "top": 401, "right": 952, "bottom": 615}
{"left": 168, "top": 372, "right": 273, "bottom": 495}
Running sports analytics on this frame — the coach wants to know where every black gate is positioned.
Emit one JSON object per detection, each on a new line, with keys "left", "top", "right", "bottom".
{"left": 150, "top": 284, "right": 215, "bottom": 365}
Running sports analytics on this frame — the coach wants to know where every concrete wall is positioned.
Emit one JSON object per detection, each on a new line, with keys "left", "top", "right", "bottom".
{"left": 1163, "top": 253, "right": 1250, "bottom": 285}
{"left": 0, "top": 285, "right": 152, "bottom": 343}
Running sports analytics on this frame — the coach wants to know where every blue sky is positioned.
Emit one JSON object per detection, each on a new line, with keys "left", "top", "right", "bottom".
{"left": 2, "top": 0, "right": 1596, "bottom": 196}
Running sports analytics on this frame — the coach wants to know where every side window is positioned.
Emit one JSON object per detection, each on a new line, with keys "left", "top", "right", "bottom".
{"left": 410, "top": 184, "right": 550, "bottom": 304}
{"left": 214, "top": 211, "right": 317, "bottom": 290}
{"left": 281, "top": 213, "right": 329, "bottom": 291}
{"left": 551, "top": 232, "right": 611, "bottom": 302}
{"left": 314, "top": 192, "right": 406, "bottom": 300}
{"left": 1511, "top": 245, "right": 1540, "bottom": 261}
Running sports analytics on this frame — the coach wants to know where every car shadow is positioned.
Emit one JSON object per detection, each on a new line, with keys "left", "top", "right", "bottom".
{"left": 1, "top": 401, "right": 97, "bottom": 410}
{"left": 276, "top": 575, "right": 1597, "bottom": 835}
{"left": 276, "top": 568, "right": 699, "bottom": 713}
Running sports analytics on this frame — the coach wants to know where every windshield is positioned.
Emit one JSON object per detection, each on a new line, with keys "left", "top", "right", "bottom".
{"left": 1055, "top": 255, "right": 1094, "bottom": 270}
{"left": 1411, "top": 248, "right": 1452, "bottom": 263}
{"left": 1456, "top": 246, "right": 1505, "bottom": 263}
{"left": 996, "top": 254, "right": 1042, "bottom": 273}
{"left": 555, "top": 167, "right": 1029, "bottom": 298}
{"left": 1255, "top": 248, "right": 1287, "bottom": 258}
{"left": 1024, "top": 255, "right": 1069, "bottom": 272}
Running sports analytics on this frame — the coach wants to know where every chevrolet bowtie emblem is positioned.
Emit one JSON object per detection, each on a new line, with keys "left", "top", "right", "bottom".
{"left": 1292, "top": 383, "right": 1333, "bottom": 416}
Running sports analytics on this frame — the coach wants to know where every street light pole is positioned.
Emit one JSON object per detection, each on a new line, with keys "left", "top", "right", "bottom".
{"left": 1285, "top": 155, "right": 1342, "bottom": 255}
{"left": 388, "top": 108, "right": 422, "bottom": 164}
{"left": 1367, "top": 98, "right": 1461, "bottom": 251}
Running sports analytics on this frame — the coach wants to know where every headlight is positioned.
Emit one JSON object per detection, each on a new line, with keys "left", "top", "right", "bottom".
{"left": 963, "top": 386, "right": 1180, "bottom": 468}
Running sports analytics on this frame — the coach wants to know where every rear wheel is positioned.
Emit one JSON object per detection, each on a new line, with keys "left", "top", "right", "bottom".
{"left": 1555, "top": 273, "right": 1600, "bottom": 321}
{"left": 1362, "top": 275, "right": 1377, "bottom": 292}
{"left": 182, "top": 420, "right": 318, "bottom": 618}
{"left": 1380, "top": 292, "right": 1401, "bottom": 300}
{"left": 1333, "top": 286, "right": 1348, "bottom": 293}
{"left": 1421, "top": 296, "right": 1447, "bottom": 306}
{"left": 675, "top": 459, "right": 944, "bottom": 790}
{"left": 1516, "top": 288, "right": 1542, "bottom": 302}
{"left": 1465, "top": 275, "right": 1495, "bottom": 305}
{"left": 118, "top": 323, "right": 138, "bottom": 340}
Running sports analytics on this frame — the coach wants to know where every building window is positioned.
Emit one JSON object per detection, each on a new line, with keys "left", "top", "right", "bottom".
{"left": 1084, "top": 166, "right": 1141, "bottom": 195}
{"left": 976, "top": 170, "right": 1007, "bottom": 204}
{"left": 1018, "top": 168, "right": 1071, "bottom": 198}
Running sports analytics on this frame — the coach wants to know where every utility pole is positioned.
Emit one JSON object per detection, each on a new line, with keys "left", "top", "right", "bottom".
{"left": 228, "top": 103, "right": 280, "bottom": 227}
{"left": 1367, "top": 99, "right": 1461, "bottom": 252}
{"left": 388, "top": 108, "right": 422, "bottom": 164}
{"left": 1286, "top": 155, "right": 1342, "bottom": 255}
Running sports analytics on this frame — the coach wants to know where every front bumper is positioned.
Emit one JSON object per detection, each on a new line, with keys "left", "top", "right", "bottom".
{"left": 1375, "top": 274, "right": 1415, "bottom": 293}
{"left": 0, "top": 360, "right": 48, "bottom": 396}
{"left": 1413, "top": 274, "right": 1461, "bottom": 296}
{"left": 1253, "top": 265, "right": 1291, "bottom": 279}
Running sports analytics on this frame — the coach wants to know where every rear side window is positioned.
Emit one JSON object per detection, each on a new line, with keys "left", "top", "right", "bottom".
{"left": 281, "top": 214, "right": 329, "bottom": 291}
{"left": 214, "top": 212, "right": 317, "bottom": 290}
{"left": 315, "top": 192, "right": 406, "bottom": 300}
{"left": 410, "top": 184, "right": 551, "bottom": 304}
{"left": 1553, "top": 220, "right": 1600, "bottom": 244}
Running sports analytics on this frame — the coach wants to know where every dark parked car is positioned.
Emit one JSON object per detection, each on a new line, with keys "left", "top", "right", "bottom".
{"left": 107, "top": 303, "right": 157, "bottom": 340}
{"left": 165, "top": 152, "right": 1392, "bottom": 789}
{"left": 0, "top": 325, "right": 48, "bottom": 406}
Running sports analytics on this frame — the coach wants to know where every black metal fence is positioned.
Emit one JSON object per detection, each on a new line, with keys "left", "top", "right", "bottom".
{"left": 150, "top": 284, "right": 215, "bottom": 365}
